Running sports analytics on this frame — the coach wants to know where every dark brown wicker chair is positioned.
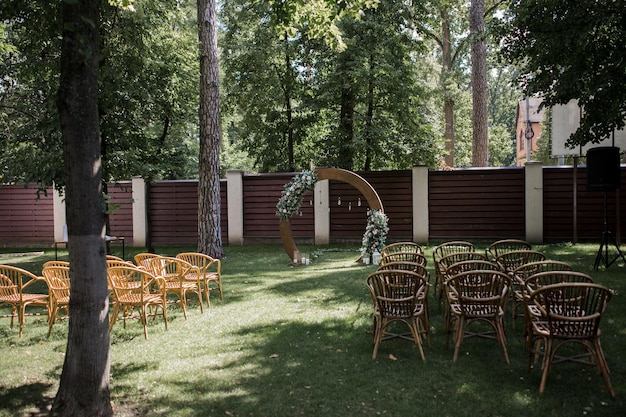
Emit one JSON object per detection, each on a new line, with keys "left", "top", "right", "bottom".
{"left": 447, "top": 269, "right": 511, "bottom": 364}
{"left": 486, "top": 239, "right": 532, "bottom": 261}
{"left": 527, "top": 282, "right": 614, "bottom": 397}
{"left": 367, "top": 269, "right": 429, "bottom": 361}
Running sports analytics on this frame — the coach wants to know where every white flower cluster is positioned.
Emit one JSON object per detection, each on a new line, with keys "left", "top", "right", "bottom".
{"left": 361, "top": 209, "right": 389, "bottom": 256}
{"left": 276, "top": 170, "right": 318, "bottom": 221}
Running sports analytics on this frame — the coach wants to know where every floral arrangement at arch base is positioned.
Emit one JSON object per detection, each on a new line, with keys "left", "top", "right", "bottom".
{"left": 276, "top": 170, "right": 318, "bottom": 221}
{"left": 360, "top": 209, "right": 389, "bottom": 258}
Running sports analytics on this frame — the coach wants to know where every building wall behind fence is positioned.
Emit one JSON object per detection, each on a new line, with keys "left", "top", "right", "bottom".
{"left": 1, "top": 166, "right": 624, "bottom": 248}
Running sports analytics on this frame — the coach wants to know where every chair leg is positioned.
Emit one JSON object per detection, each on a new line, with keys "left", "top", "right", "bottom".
{"left": 593, "top": 338, "right": 615, "bottom": 398}
{"left": 539, "top": 338, "right": 554, "bottom": 394}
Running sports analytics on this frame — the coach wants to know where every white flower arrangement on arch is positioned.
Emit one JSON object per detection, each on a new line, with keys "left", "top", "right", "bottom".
{"left": 276, "top": 170, "right": 318, "bottom": 221}
{"left": 360, "top": 209, "right": 389, "bottom": 257}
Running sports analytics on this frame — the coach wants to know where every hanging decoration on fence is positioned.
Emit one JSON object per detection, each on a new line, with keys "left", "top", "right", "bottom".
{"left": 276, "top": 167, "right": 385, "bottom": 265}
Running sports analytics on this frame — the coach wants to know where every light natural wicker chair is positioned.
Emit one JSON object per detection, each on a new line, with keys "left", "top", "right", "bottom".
{"left": 0, "top": 265, "right": 49, "bottom": 336}
{"left": 527, "top": 282, "right": 614, "bottom": 397}
{"left": 148, "top": 256, "right": 203, "bottom": 318}
{"left": 176, "top": 252, "right": 223, "bottom": 306}
{"left": 367, "top": 269, "right": 429, "bottom": 361}
{"left": 107, "top": 265, "right": 168, "bottom": 339}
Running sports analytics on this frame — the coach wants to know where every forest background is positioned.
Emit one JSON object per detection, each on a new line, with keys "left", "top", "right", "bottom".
{"left": 1, "top": 0, "right": 529, "bottom": 188}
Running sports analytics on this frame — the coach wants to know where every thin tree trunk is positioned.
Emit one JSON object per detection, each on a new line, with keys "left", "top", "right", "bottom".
{"left": 470, "top": 0, "right": 489, "bottom": 166}
{"left": 53, "top": 0, "right": 112, "bottom": 415}
{"left": 197, "top": 0, "right": 224, "bottom": 258}
{"left": 364, "top": 53, "right": 375, "bottom": 171}
{"left": 441, "top": 7, "right": 455, "bottom": 167}
{"left": 283, "top": 32, "right": 295, "bottom": 171}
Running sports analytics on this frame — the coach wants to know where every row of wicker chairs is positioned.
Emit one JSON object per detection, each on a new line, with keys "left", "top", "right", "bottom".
{"left": 0, "top": 252, "right": 221, "bottom": 339}
{"left": 366, "top": 239, "right": 615, "bottom": 397}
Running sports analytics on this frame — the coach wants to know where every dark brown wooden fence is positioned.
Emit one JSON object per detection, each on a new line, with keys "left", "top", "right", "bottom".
{"left": 1, "top": 166, "right": 624, "bottom": 247}
{"left": 0, "top": 184, "right": 54, "bottom": 245}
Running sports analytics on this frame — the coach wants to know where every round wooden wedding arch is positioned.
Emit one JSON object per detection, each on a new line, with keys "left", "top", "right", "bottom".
{"left": 279, "top": 167, "right": 384, "bottom": 264}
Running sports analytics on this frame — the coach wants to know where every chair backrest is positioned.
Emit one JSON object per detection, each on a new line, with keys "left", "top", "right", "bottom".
{"left": 42, "top": 266, "right": 71, "bottom": 300}
{"left": 444, "top": 259, "right": 500, "bottom": 279}
{"left": 134, "top": 253, "right": 160, "bottom": 270}
{"left": 438, "top": 251, "right": 487, "bottom": 272}
{"left": 380, "top": 242, "right": 423, "bottom": 258}
{"left": 377, "top": 262, "right": 429, "bottom": 281}
{"left": 176, "top": 252, "right": 219, "bottom": 272}
{"left": 433, "top": 241, "right": 475, "bottom": 264}
{"left": 43, "top": 260, "right": 70, "bottom": 269}
{"left": 0, "top": 265, "right": 41, "bottom": 298}
{"left": 379, "top": 251, "right": 427, "bottom": 266}
{"left": 367, "top": 269, "right": 427, "bottom": 317}
{"left": 107, "top": 266, "right": 157, "bottom": 297}
{"left": 495, "top": 250, "right": 546, "bottom": 274}
{"left": 530, "top": 283, "right": 612, "bottom": 338}
{"left": 486, "top": 239, "right": 532, "bottom": 260}
{"left": 447, "top": 270, "right": 511, "bottom": 311}
{"left": 149, "top": 256, "right": 195, "bottom": 281}
{"left": 524, "top": 270, "right": 594, "bottom": 294}
{"left": 106, "top": 259, "right": 136, "bottom": 269}
{"left": 512, "top": 260, "right": 573, "bottom": 282}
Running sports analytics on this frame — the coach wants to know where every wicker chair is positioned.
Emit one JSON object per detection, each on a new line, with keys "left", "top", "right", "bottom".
{"left": 486, "top": 239, "right": 532, "bottom": 261}
{"left": 134, "top": 253, "right": 160, "bottom": 270}
{"left": 0, "top": 265, "right": 49, "bottom": 336}
{"left": 527, "top": 282, "right": 614, "bottom": 397}
{"left": 41, "top": 265, "right": 71, "bottom": 337}
{"left": 522, "top": 271, "right": 594, "bottom": 352}
{"left": 442, "top": 259, "right": 500, "bottom": 341}
{"left": 107, "top": 265, "right": 168, "bottom": 339}
{"left": 367, "top": 269, "right": 429, "bottom": 361}
{"left": 495, "top": 250, "right": 547, "bottom": 275}
{"left": 176, "top": 252, "right": 222, "bottom": 306}
{"left": 447, "top": 269, "right": 511, "bottom": 364}
{"left": 148, "top": 256, "right": 203, "bottom": 318}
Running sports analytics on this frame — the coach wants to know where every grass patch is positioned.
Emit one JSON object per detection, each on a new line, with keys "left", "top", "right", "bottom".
{"left": 0, "top": 243, "right": 624, "bottom": 416}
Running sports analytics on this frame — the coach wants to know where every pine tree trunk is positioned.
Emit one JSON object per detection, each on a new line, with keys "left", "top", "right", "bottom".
{"left": 197, "top": 0, "right": 224, "bottom": 258}
{"left": 441, "top": 7, "right": 456, "bottom": 167}
{"left": 470, "top": 0, "right": 489, "bottom": 167}
{"left": 53, "top": 0, "right": 112, "bottom": 415}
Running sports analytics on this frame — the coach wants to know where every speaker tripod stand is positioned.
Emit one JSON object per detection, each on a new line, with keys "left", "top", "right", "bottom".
{"left": 593, "top": 191, "right": 626, "bottom": 270}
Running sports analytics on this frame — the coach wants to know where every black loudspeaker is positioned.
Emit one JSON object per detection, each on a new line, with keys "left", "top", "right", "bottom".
{"left": 586, "top": 147, "right": 621, "bottom": 191}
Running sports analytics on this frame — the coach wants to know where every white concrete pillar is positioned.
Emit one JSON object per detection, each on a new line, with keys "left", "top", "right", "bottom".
{"left": 314, "top": 179, "right": 330, "bottom": 245}
{"left": 227, "top": 169, "right": 245, "bottom": 245}
{"left": 53, "top": 185, "right": 66, "bottom": 242}
{"left": 525, "top": 161, "right": 544, "bottom": 244}
{"left": 412, "top": 166, "right": 429, "bottom": 243}
{"left": 132, "top": 176, "right": 147, "bottom": 247}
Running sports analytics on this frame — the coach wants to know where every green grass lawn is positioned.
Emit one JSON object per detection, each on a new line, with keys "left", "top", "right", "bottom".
{"left": 0, "top": 242, "right": 624, "bottom": 416}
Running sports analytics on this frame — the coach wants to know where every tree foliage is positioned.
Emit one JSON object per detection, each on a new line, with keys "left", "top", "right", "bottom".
{"left": 500, "top": 0, "right": 626, "bottom": 147}
{"left": 0, "top": 0, "right": 199, "bottom": 188}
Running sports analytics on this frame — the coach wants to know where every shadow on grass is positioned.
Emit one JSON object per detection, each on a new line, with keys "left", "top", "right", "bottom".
{"left": 0, "top": 383, "right": 53, "bottom": 417}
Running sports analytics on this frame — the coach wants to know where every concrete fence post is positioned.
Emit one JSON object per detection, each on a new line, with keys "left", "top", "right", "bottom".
{"left": 525, "top": 161, "right": 544, "bottom": 244}
{"left": 226, "top": 170, "right": 245, "bottom": 245}
{"left": 53, "top": 185, "right": 66, "bottom": 243}
{"left": 412, "top": 166, "right": 429, "bottom": 243}
{"left": 314, "top": 179, "right": 330, "bottom": 245}
{"left": 131, "top": 176, "right": 147, "bottom": 247}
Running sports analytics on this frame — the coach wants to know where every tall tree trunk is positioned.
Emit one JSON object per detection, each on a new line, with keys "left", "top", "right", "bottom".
{"left": 283, "top": 33, "right": 295, "bottom": 171}
{"left": 470, "top": 0, "right": 489, "bottom": 166}
{"left": 54, "top": 0, "right": 112, "bottom": 416}
{"left": 364, "top": 53, "right": 375, "bottom": 171}
{"left": 197, "top": 0, "right": 224, "bottom": 258}
{"left": 441, "top": 7, "right": 456, "bottom": 167}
